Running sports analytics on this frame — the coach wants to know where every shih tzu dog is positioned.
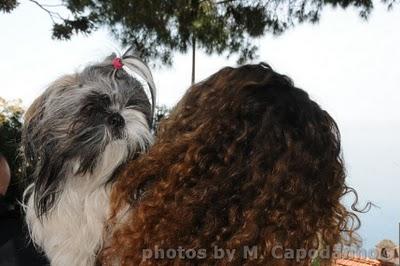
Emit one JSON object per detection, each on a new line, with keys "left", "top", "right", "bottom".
{"left": 22, "top": 49, "right": 156, "bottom": 266}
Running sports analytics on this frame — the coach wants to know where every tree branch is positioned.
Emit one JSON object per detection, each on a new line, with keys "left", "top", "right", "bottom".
{"left": 28, "top": 0, "right": 64, "bottom": 23}
{"left": 40, "top": 4, "right": 66, "bottom": 8}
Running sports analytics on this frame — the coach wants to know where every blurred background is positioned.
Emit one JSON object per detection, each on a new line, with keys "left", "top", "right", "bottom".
{"left": 0, "top": 0, "right": 399, "bottom": 252}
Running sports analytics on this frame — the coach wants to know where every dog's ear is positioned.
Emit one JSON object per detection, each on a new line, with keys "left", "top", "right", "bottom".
{"left": 21, "top": 90, "right": 48, "bottom": 211}
{"left": 22, "top": 95, "right": 48, "bottom": 216}
{"left": 23, "top": 75, "right": 78, "bottom": 163}
{"left": 22, "top": 75, "right": 79, "bottom": 216}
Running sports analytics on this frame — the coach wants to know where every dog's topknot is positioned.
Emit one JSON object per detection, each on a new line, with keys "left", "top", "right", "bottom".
{"left": 101, "top": 63, "right": 363, "bottom": 265}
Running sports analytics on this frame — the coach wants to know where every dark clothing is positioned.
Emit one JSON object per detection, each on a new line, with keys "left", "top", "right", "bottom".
{"left": 0, "top": 198, "right": 48, "bottom": 266}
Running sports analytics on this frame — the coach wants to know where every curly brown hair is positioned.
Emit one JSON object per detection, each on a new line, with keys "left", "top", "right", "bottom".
{"left": 100, "top": 63, "right": 364, "bottom": 265}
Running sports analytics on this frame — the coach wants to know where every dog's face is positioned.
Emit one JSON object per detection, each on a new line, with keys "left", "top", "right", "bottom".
{"left": 22, "top": 57, "right": 154, "bottom": 216}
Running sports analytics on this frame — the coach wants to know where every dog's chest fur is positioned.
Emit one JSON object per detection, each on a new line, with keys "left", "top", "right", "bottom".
{"left": 25, "top": 142, "right": 128, "bottom": 266}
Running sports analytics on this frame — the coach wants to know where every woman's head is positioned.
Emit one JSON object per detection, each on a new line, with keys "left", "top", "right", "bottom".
{"left": 103, "top": 63, "right": 362, "bottom": 265}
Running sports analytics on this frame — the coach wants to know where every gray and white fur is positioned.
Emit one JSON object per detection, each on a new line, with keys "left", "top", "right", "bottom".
{"left": 22, "top": 51, "right": 156, "bottom": 266}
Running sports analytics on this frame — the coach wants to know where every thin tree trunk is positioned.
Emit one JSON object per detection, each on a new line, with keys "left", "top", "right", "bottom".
{"left": 191, "top": 35, "right": 196, "bottom": 85}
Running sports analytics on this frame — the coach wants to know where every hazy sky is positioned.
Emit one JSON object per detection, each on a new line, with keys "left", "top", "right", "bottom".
{"left": 1, "top": 1, "right": 399, "bottom": 250}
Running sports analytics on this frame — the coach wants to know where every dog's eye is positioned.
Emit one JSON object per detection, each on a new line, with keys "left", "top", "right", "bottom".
{"left": 126, "top": 98, "right": 141, "bottom": 108}
{"left": 98, "top": 94, "right": 111, "bottom": 106}
{"left": 84, "top": 92, "right": 111, "bottom": 107}
{"left": 81, "top": 93, "right": 111, "bottom": 115}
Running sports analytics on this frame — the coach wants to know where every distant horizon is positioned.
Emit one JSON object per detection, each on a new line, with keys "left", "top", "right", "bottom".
{"left": 1, "top": 1, "right": 399, "bottom": 250}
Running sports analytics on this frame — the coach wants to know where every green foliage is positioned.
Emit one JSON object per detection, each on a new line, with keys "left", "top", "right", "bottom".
{"left": 52, "top": 15, "right": 96, "bottom": 40}
{"left": 1, "top": 0, "right": 393, "bottom": 66}
{"left": 0, "top": 0, "right": 18, "bottom": 13}
{"left": 0, "top": 98, "right": 24, "bottom": 207}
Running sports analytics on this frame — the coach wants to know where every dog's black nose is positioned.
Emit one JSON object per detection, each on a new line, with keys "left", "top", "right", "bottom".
{"left": 108, "top": 113, "right": 125, "bottom": 128}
